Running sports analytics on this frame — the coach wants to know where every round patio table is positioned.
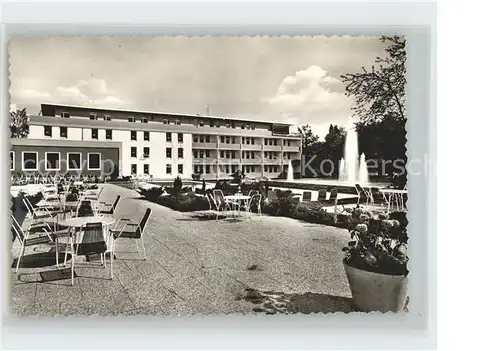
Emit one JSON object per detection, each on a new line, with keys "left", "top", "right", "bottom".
{"left": 224, "top": 194, "right": 251, "bottom": 219}
{"left": 380, "top": 189, "right": 407, "bottom": 212}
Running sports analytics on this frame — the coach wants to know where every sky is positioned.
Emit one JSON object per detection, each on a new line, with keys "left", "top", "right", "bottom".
{"left": 9, "top": 36, "right": 388, "bottom": 139}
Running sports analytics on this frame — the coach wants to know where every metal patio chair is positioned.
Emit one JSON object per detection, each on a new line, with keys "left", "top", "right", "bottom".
{"left": 110, "top": 208, "right": 152, "bottom": 261}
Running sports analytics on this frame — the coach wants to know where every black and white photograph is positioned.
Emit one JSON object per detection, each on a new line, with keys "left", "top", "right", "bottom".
{"left": 9, "top": 35, "right": 409, "bottom": 316}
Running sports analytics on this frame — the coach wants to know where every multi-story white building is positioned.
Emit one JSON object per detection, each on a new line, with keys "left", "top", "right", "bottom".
{"left": 21, "top": 103, "right": 302, "bottom": 180}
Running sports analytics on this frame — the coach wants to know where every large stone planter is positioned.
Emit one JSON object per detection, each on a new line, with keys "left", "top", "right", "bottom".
{"left": 343, "top": 262, "right": 408, "bottom": 313}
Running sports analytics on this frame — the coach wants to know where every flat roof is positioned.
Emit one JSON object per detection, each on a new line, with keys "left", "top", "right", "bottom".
{"left": 40, "top": 103, "right": 294, "bottom": 127}
{"left": 10, "top": 138, "right": 122, "bottom": 149}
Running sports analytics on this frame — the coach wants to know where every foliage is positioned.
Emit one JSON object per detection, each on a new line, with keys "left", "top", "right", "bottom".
{"left": 10, "top": 108, "right": 30, "bottom": 138}
{"left": 65, "top": 193, "right": 78, "bottom": 202}
{"left": 157, "top": 193, "right": 209, "bottom": 212}
{"left": 341, "top": 35, "right": 407, "bottom": 124}
{"left": 297, "top": 124, "right": 319, "bottom": 149}
{"left": 342, "top": 209, "right": 408, "bottom": 276}
{"left": 230, "top": 169, "right": 245, "bottom": 184}
{"left": 139, "top": 186, "right": 165, "bottom": 200}
{"left": 172, "top": 177, "right": 183, "bottom": 197}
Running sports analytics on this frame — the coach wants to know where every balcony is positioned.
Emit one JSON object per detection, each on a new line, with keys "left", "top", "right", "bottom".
{"left": 240, "top": 158, "right": 261, "bottom": 164}
{"left": 192, "top": 157, "right": 218, "bottom": 164}
{"left": 218, "top": 143, "right": 241, "bottom": 150}
{"left": 241, "top": 144, "right": 262, "bottom": 151}
{"left": 263, "top": 158, "right": 282, "bottom": 164}
{"left": 262, "top": 145, "right": 282, "bottom": 151}
{"left": 282, "top": 146, "right": 300, "bottom": 152}
{"left": 192, "top": 142, "right": 217, "bottom": 149}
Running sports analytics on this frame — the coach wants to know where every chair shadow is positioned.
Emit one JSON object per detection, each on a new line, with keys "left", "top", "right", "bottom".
{"left": 11, "top": 252, "right": 72, "bottom": 269}
{"left": 236, "top": 288, "right": 357, "bottom": 314}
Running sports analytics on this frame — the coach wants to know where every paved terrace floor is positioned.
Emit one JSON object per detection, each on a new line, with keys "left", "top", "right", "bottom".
{"left": 11, "top": 184, "right": 354, "bottom": 316}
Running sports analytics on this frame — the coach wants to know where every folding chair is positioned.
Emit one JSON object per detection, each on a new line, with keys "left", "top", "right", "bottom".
{"left": 70, "top": 223, "right": 109, "bottom": 285}
{"left": 11, "top": 214, "right": 58, "bottom": 272}
{"left": 110, "top": 208, "right": 152, "bottom": 261}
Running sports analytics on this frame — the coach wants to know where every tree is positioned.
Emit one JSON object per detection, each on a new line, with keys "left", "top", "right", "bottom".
{"left": 297, "top": 124, "right": 319, "bottom": 150}
{"left": 341, "top": 35, "right": 406, "bottom": 124}
{"left": 10, "top": 108, "right": 30, "bottom": 138}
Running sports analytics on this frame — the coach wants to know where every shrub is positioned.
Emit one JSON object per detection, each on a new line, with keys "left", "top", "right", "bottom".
{"left": 139, "top": 186, "right": 164, "bottom": 200}
{"left": 66, "top": 193, "right": 79, "bottom": 202}
{"left": 157, "top": 192, "right": 209, "bottom": 212}
{"left": 342, "top": 209, "right": 408, "bottom": 276}
{"left": 172, "top": 177, "right": 183, "bottom": 197}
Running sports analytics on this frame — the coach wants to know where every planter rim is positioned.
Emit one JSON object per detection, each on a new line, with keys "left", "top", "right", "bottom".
{"left": 343, "top": 260, "right": 408, "bottom": 278}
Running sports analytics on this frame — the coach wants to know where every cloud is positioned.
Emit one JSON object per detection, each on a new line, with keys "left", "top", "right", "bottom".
{"left": 264, "top": 65, "right": 356, "bottom": 138}
{"left": 10, "top": 77, "right": 131, "bottom": 111}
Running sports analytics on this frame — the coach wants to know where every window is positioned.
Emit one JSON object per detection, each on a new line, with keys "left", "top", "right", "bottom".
{"left": 166, "top": 148, "right": 172, "bottom": 158}
{"left": 22, "top": 152, "right": 38, "bottom": 171}
{"left": 106, "top": 129, "right": 112, "bottom": 140}
{"left": 141, "top": 117, "right": 148, "bottom": 123}
{"left": 246, "top": 138, "right": 250, "bottom": 145}
{"left": 60, "top": 126, "right": 68, "bottom": 138}
{"left": 264, "top": 165, "right": 268, "bottom": 172}
{"left": 206, "top": 136, "right": 210, "bottom": 143}
{"left": 199, "top": 150, "right": 204, "bottom": 158}
{"left": 210, "top": 121, "right": 214, "bottom": 127}
{"left": 231, "top": 122, "right": 235, "bottom": 128}
{"left": 220, "top": 136, "right": 224, "bottom": 143}
{"left": 251, "top": 124, "right": 255, "bottom": 130}
{"left": 231, "top": 137, "right": 236, "bottom": 144}
{"left": 166, "top": 164, "right": 172, "bottom": 174}
{"left": 45, "top": 152, "right": 61, "bottom": 171}
{"left": 144, "top": 164, "right": 149, "bottom": 175}
{"left": 67, "top": 153, "right": 82, "bottom": 170}
{"left": 131, "top": 131, "right": 137, "bottom": 140}
{"left": 175, "top": 120, "right": 181, "bottom": 126}
{"left": 90, "top": 112, "right": 97, "bottom": 120}
{"left": 205, "top": 165, "right": 211, "bottom": 174}
{"left": 251, "top": 151, "right": 255, "bottom": 159}
{"left": 178, "top": 165, "right": 183, "bottom": 174}
{"left": 104, "top": 115, "right": 111, "bottom": 121}
{"left": 131, "top": 164, "right": 137, "bottom": 175}
{"left": 199, "top": 120, "right": 204, "bottom": 127}
{"left": 206, "top": 150, "right": 211, "bottom": 158}
{"left": 163, "top": 119, "right": 169, "bottom": 124}
{"left": 193, "top": 135, "right": 198, "bottom": 142}
{"left": 144, "top": 131, "right": 150, "bottom": 141}
{"left": 226, "top": 151, "right": 231, "bottom": 159}
{"left": 91, "top": 128, "right": 98, "bottom": 139}
{"left": 178, "top": 133, "right": 183, "bottom": 143}
{"left": 178, "top": 148, "right": 184, "bottom": 158}
{"left": 61, "top": 112, "right": 70, "bottom": 118}
{"left": 199, "top": 135, "right": 204, "bottom": 143}
{"left": 231, "top": 165, "right": 237, "bottom": 173}
{"left": 44, "top": 126, "right": 52, "bottom": 137}
{"left": 220, "top": 151, "right": 224, "bottom": 158}
{"left": 251, "top": 138, "right": 255, "bottom": 145}
{"left": 225, "top": 165, "right": 230, "bottom": 173}
{"left": 143, "top": 147, "right": 150, "bottom": 158}
{"left": 128, "top": 117, "right": 135, "bottom": 123}
{"left": 194, "top": 165, "right": 202, "bottom": 174}
{"left": 193, "top": 150, "right": 198, "bottom": 158}
{"left": 166, "top": 132, "right": 172, "bottom": 142}
{"left": 87, "top": 153, "right": 101, "bottom": 170}
{"left": 241, "top": 124, "right": 245, "bottom": 129}
{"left": 274, "top": 139, "right": 278, "bottom": 146}
{"left": 231, "top": 151, "right": 236, "bottom": 159}
{"left": 10, "top": 151, "right": 15, "bottom": 171}
{"left": 131, "top": 147, "right": 137, "bottom": 158}
{"left": 251, "top": 166, "right": 255, "bottom": 173}
{"left": 264, "top": 139, "right": 268, "bottom": 146}
{"left": 226, "top": 137, "right": 230, "bottom": 144}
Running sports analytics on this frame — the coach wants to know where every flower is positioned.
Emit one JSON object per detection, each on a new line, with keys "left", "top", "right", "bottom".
{"left": 381, "top": 219, "right": 394, "bottom": 231}
{"left": 359, "top": 214, "right": 370, "bottom": 223}
{"left": 392, "top": 220, "right": 400, "bottom": 228}
{"left": 355, "top": 223, "right": 368, "bottom": 234}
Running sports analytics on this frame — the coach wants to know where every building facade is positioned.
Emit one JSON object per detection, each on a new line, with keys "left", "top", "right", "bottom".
{"left": 21, "top": 103, "right": 302, "bottom": 180}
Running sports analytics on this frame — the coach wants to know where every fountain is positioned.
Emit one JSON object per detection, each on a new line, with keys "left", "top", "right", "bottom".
{"left": 339, "top": 126, "right": 369, "bottom": 184}
{"left": 287, "top": 159, "right": 294, "bottom": 181}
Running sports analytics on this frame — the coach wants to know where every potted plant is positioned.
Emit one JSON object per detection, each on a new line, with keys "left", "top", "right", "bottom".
{"left": 342, "top": 209, "right": 409, "bottom": 312}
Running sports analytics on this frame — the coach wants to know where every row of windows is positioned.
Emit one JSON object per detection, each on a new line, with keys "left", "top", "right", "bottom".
{"left": 131, "top": 164, "right": 183, "bottom": 175}
{"left": 193, "top": 135, "right": 211, "bottom": 143}
{"left": 130, "top": 147, "right": 184, "bottom": 159}
{"left": 57, "top": 111, "right": 257, "bottom": 130}
{"left": 264, "top": 151, "right": 280, "bottom": 159}
{"left": 9, "top": 151, "right": 101, "bottom": 171}
{"left": 264, "top": 165, "right": 280, "bottom": 173}
{"left": 193, "top": 150, "right": 211, "bottom": 158}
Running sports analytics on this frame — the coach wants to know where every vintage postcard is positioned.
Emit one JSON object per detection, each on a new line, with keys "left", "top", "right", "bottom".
{"left": 9, "top": 35, "right": 408, "bottom": 316}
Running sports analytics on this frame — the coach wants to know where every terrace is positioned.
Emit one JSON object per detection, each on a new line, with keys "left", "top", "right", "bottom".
{"left": 11, "top": 183, "right": 355, "bottom": 315}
